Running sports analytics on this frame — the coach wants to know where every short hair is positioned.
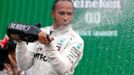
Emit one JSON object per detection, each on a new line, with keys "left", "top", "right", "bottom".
{"left": 52, "top": 0, "right": 74, "bottom": 11}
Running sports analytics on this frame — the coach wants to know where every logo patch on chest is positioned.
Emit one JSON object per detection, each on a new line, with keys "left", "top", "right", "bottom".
{"left": 34, "top": 53, "right": 47, "bottom": 62}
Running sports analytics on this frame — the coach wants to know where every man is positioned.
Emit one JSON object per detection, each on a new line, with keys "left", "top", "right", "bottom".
{"left": 15, "top": 0, "right": 84, "bottom": 75}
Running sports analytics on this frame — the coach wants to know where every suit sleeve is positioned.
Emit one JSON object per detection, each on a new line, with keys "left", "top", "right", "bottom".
{"left": 16, "top": 42, "right": 34, "bottom": 70}
{"left": 46, "top": 40, "right": 84, "bottom": 75}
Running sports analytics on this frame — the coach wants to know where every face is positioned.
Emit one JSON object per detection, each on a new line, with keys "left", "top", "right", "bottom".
{"left": 52, "top": 1, "right": 73, "bottom": 27}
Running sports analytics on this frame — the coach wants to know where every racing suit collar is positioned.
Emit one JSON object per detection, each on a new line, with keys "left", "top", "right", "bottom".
{"left": 51, "top": 24, "right": 72, "bottom": 35}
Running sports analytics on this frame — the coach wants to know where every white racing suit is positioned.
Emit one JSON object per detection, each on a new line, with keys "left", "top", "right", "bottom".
{"left": 16, "top": 25, "right": 84, "bottom": 75}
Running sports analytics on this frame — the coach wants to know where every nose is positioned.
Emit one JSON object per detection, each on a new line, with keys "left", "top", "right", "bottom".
{"left": 64, "top": 14, "right": 68, "bottom": 22}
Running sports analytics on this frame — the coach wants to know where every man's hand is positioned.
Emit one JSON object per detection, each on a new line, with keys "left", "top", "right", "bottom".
{"left": 38, "top": 32, "right": 54, "bottom": 44}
